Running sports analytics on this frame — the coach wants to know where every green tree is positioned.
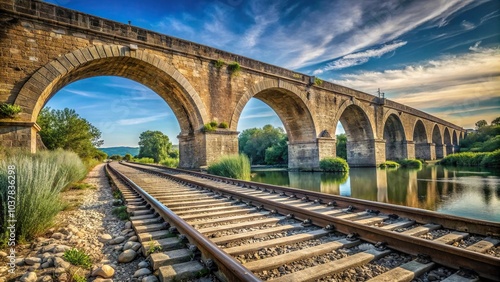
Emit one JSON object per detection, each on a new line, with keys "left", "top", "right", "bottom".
{"left": 265, "top": 137, "right": 288, "bottom": 165}
{"left": 491, "top": 117, "right": 500, "bottom": 125}
{"left": 336, "top": 134, "right": 347, "bottom": 159}
{"left": 138, "top": 130, "right": 172, "bottom": 163}
{"left": 123, "top": 153, "right": 133, "bottom": 161}
{"left": 37, "top": 108, "right": 103, "bottom": 159}
{"left": 239, "top": 125, "right": 287, "bottom": 165}
{"left": 475, "top": 119, "right": 487, "bottom": 129}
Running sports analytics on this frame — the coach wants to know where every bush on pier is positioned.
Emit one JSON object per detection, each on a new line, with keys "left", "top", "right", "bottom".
{"left": 319, "top": 157, "right": 349, "bottom": 172}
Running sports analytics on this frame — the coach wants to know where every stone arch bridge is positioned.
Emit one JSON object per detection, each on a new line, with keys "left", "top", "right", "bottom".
{"left": 0, "top": 0, "right": 465, "bottom": 169}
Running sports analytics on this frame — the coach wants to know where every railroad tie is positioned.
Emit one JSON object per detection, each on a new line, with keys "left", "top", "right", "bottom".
{"left": 269, "top": 248, "right": 391, "bottom": 282}
{"left": 366, "top": 260, "right": 434, "bottom": 282}
{"left": 465, "top": 237, "right": 500, "bottom": 253}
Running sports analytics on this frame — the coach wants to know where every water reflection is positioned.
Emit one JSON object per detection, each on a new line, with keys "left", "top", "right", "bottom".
{"left": 251, "top": 165, "right": 500, "bottom": 222}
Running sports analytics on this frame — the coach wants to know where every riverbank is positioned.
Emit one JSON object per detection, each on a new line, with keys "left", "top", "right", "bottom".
{"left": 0, "top": 164, "right": 156, "bottom": 282}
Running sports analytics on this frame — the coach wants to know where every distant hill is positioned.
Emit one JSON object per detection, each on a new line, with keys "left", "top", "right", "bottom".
{"left": 99, "top": 147, "right": 139, "bottom": 157}
{"left": 99, "top": 145, "right": 179, "bottom": 157}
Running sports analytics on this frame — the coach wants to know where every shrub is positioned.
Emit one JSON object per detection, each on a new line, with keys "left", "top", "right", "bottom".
{"left": 160, "top": 157, "right": 179, "bottom": 168}
{"left": 228, "top": 62, "right": 241, "bottom": 75}
{"left": 202, "top": 123, "right": 216, "bottom": 133}
{"left": 63, "top": 248, "right": 92, "bottom": 269}
{"left": 319, "top": 157, "right": 349, "bottom": 172}
{"left": 480, "top": 149, "right": 500, "bottom": 167}
{"left": 398, "top": 159, "right": 423, "bottom": 169}
{"left": 207, "top": 154, "right": 251, "bottom": 180}
{"left": 214, "top": 59, "right": 224, "bottom": 69}
{"left": 0, "top": 103, "right": 21, "bottom": 118}
{"left": 112, "top": 206, "right": 129, "bottom": 220}
{"left": 218, "top": 122, "right": 229, "bottom": 129}
{"left": 314, "top": 77, "right": 323, "bottom": 86}
{"left": 123, "top": 153, "right": 133, "bottom": 161}
{"left": 0, "top": 150, "right": 86, "bottom": 244}
{"left": 379, "top": 161, "right": 400, "bottom": 169}
{"left": 439, "top": 152, "right": 488, "bottom": 166}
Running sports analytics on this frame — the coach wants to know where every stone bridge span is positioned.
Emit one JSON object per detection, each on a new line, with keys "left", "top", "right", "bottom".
{"left": 0, "top": 0, "right": 465, "bottom": 169}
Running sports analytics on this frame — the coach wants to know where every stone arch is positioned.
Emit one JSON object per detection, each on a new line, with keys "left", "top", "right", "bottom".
{"left": 230, "top": 80, "right": 317, "bottom": 143}
{"left": 334, "top": 100, "right": 377, "bottom": 166}
{"left": 16, "top": 45, "right": 208, "bottom": 134}
{"left": 432, "top": 124, "right": 444, "bottom": 158}
{"left": 383, "top": 113, "right": 407, "bottom": 160}
{"left": 444, "top": 127, "right": 453, "bottom": 155}
{"left": 452, "top": 130, "right": 458, "bottom": 145}
{"left": 413, "top": 119, "right": 430, "bottom": 159}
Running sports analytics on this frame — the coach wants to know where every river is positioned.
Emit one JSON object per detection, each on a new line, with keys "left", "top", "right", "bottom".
{"left": 251, "top": 165, "right": 500, "bottom": 222}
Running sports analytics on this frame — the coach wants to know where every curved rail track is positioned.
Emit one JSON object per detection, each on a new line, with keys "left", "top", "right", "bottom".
{"left": 105, "top": 161, "right": 500, "bottom": 282}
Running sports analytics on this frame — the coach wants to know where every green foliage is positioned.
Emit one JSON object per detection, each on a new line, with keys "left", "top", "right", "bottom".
{"left": 480, "top": 149, "right": 500, "bottom": 167}
{"left": 207, "top": 154, "right": 251, "bottom": 180}
{"left": 168, "top": 149, "right": 179, "bottom": 159}
{"left": 134, "top": 157, "right": 155, "bottom": 164}
{"left": 492, "top": 117, "right": 500, "bottom": 125}
{"left": 112, "top": 206, "right": 129, "bottom": 220}
{"left": 228, "top": 61, "right": 241, "bottom": 75}
{"left": 0, "top": 150, "right": 86, "bottom": 244}
{"left": 109, "top": 155, "right": 122, "bottom": 161}
{"left": 69, "top": 183, "right": 95, "bottom": 190}
{"left": 138, "top": 130, "right": 172, "bottom": 163}
{"left": 0, "top": 103, "right": 21, "bottom": 118}
{"left": 63, "top": 248, "right": 92, "bottom": 269}
{"left": 72, "top": 273, "right": 87, "bottom": 282}
{"left": 239, "top": 125, "right": 288, "bottom": 165}
{"left": 123, "top": 153, "right": 133, "bottom": 161}
{"left": 218, "top": 122, "right": 229, "bottom": 129}
{"left": 475, "top": 119, "right": 487, "bottom": 129}
{"left": 160, "top": 157, "right": 179, "bottom": 168}
{"left": 314, "top": 77, "right": 323, "bottom": 86}
{"left": 336, "top": 134, "right": 347, "bottom": 160}
{"left": 265, "top": 137, "right": 288, "bottom": 165}
{"left": 379, "top": 161, "right": 400, "bottom": 169}
{"left": 440, "top": 151, "right": 489, "bottom": 166}
{"left": 37, "top": 108, "right": 103, "bottom": 159}
{"left": 202, "top": 123, "right": 217, "bottom": 132}
{"left": 459, "top": 124, "right": 500, "bottom": 152}
{"left": 147, "top": 240, "right": 163, "bottom": 255}
{"left": 319, "top": 157, "right": 349, "bottom": 172}
{"left": 398, "top": 159, "right": 422, "bottom": 169}
{"left": 214, "top": 59, "right": 225, "bottom": 69}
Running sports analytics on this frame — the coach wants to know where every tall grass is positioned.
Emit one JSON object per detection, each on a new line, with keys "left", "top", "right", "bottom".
{"left": 0, "top": 150, "right": 86, "bottom": 244}
{"left": 439, "top": 150, "right": 500, "bottom": 167}
{"left": 207, "top": 154, "right": 251, "bottom": 180}
{"left": 134, "top": 157, "right": 155, "bottom": 164}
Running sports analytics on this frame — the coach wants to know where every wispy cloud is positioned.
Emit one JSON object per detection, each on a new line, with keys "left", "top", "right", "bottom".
{"left": 62, "top": 89, "right": 108, "bottom": 99}
{"left": 117, "top": 113, "right": 170, "bottom": 125}
{"left": 331, "top": 46, "right": 500, "bottom": 128}
{"left": 314, "top": 41, "right": 407, "bottom": 74}
{"left": 461, "top": 20, "right": 476, "bottom": 30}
{"left": 240, "top": 111, "right": 277, "bottom": 119}
{"left": 480, "top": 10, "right": 500, "bottom": 24}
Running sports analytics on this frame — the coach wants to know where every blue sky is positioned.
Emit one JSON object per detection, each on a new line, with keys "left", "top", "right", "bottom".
{"left": 44, "top": 0, "right": 500, "bottom": 147}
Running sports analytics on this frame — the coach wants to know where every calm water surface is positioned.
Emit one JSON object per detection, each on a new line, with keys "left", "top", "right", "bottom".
{"left": 251, "top": 165, "right": 500, "bottom": 222}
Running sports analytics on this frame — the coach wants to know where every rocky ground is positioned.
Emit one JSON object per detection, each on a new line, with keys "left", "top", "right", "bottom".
{"left": 0, "top": 163, "right": 157, "bottom": 282}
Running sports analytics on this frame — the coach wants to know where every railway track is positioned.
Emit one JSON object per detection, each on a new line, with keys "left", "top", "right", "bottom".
{"left": 105, "top": 161, "right": 500, "bottom": 282}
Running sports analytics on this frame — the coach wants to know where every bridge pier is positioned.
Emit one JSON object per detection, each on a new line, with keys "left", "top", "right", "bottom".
{"left": 346, "top": 139, "right": 386, "bottom": 167}
{"left": 288, "top": 137, "right": 337, "bottom": 170}
{"left": 404, "top": 141, "right": 416, "bottom": 160}
{"left": 415, "top": 143, "right": 435, "bottom": 160}
{"left": 178, "top": 130, "right": 239, "bottom": 169}
{"left": 435, "top": 144, "right": 446, "bottom": 159}
{"left": 446, "top": 144, "right": 454, "bottom": 155}
{"left": 0, "top": 121, "right": 40, "bottom": 153}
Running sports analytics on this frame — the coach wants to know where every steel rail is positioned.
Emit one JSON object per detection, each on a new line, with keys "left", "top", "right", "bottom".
{"left": 131, "top": 162, "right": 500, "bottom": 236}
{"left": 106, "top": 163, "right": 262, "bottom": 282}
{"left": 123, "top": 162, "right": 500, "bottom": 281}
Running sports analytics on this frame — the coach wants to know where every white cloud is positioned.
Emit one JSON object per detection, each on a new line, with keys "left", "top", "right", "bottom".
{"left": 117, "top": 113, "right": 170, "bottom": 125}
{"left": 480, "top": 11, "right": 499, "bottom": 24}
{"left": 461, "top": 20, "right": 476, "bottom": 30}
{"left": 314, "top": 41, "right": 407, "bottom": 73}
{"left": 240, "top": 111, "right": 277, "bottom": 119}
{"left": 63, "top": 89, "right": 106, "bottom": 99}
